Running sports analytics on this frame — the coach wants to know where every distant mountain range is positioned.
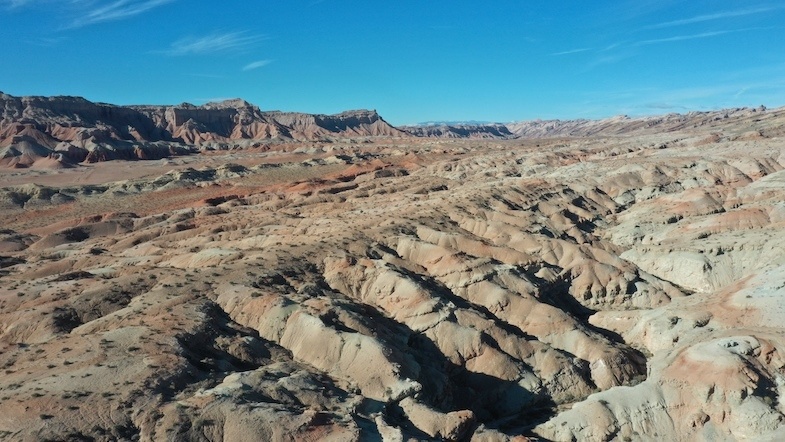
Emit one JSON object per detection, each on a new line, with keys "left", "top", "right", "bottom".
{"left": 400, "top": 123, "right": 515, "bottom": 139}
{"left": 1, "top": 91, "right": 781, "bottom": 167}
{"left": 414, "top": 120, "right": 496, "bottom": 126}
{"left": 404, "top": 106, "right": 779, "bottom": 139}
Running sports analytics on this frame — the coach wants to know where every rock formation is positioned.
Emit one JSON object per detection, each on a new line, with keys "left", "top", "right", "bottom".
{"left": 0, "top": 92, "right": 406, "bottom": 166}
{"left": 0, "top": 102, "right": 784, "bottom": 440}
{"left": 401, "top": 123, "right": 515, "bottom": 139}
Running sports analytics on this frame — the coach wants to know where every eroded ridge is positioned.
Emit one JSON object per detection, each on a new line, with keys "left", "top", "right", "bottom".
{"left": 1, "top": 116, "right": 785, "bottom": 440}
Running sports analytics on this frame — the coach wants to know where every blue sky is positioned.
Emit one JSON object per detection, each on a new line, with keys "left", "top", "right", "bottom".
{"left": 2, "top": 0, "right": 784, "bottom": 125}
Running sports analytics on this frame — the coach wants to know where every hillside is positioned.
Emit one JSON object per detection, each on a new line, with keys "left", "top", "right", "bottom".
{"left": 0, "top": 92, "right": 405, "bottom": 167}
{"left": 1, "top": 105, "right": 785, "bottom": 440}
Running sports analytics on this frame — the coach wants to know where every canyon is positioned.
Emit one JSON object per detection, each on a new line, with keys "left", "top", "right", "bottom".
{"left": 1, "top": 94, "right": 785, "bottom": 441}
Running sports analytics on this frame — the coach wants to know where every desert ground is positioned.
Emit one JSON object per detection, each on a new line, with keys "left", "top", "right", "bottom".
{"left": 2, "top": 94, "right": 785, "bottom": 441}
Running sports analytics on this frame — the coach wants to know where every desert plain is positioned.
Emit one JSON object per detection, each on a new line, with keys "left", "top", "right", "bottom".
{"left": 1, "top": 94, "right": 785, "bottom": 441}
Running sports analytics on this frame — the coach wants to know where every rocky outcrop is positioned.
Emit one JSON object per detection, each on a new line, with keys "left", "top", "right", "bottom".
{"left": 3, "top": 92, "right": 783, "bottom": 167}
{"left": 505, "top": 106, "right": 780, "bottom": 138}
{"left": 401, "top": 123, "right": 515, "bottom": 139}
{"left": 2, "top": 101, "right": 785, "bottom": 440}
{"left": 402, "top": 105, "right": 784, "bottom": 139}
{"left": 0, "top": 92, "right": 406, "bottom": 165}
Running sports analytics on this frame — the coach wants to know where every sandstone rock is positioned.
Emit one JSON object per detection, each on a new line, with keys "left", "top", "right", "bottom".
{"left": 399, "top": 397, "right": 475, "bottom": 440}
{"left": 1, "top": 103, "right": 785, "bottom": 440}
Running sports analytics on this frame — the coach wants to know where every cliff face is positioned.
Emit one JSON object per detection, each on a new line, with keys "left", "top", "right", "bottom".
{"left": 0, "top": 94, "right": 167, "bottom": 145}
{"left": 505, "top": 106, "right": 776, "bottom": 137}
{"left": 0, "top": 93, "right": 406, "bottom": 166}
{"left": 400, "top": 106, "right": 781, "bottom": 140}
{"left": 3, "top": 91, "right": 780, "bottom": 168}
{"left": 401, "top": 123, "right": 515, "bottom": 139}
{"left": 264, "top": 109, "right": 405, "bottom": 140}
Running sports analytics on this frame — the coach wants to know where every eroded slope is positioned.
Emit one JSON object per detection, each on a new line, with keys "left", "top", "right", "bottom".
{"left": 0, "top": 119, "right": 784, "bottom": 441}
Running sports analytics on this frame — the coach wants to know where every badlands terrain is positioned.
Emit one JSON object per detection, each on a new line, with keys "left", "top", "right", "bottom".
{"left": 1, "top": 93, "right": 785, "bottom": 441}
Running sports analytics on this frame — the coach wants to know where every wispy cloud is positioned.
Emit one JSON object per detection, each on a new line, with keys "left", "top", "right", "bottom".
{"left": 647, "top": 84, "right": 752, "bottom": 106}
{"left": 633, "top": 27, "right": 777, "bottom": 47}
{"left": 633, "top": 30, "right": 732, "bottom": 46}
{"left": 552, "top": 47, "right": 593, "bottom": 56}
{"left": 645, "top": 6, "right": 780, "bottom": 30}
{"left": 580, "top": 27, "right": 761, "bottom": 70}
{"left": 553, "top": 42, "right": 626, "bottom": 57}
{"left": 572, "top": 61, "right": 785, "bottom": 118}
{"left": 585, "top": 81, "right": 785, "bottom": 117}
{"left": 733, "top": 87, "right": 750, "bottom": 99}
{"left": 68, "top": 0, "right": 176, "bottom": 28}
{"left": 6, "top": 0, "right": 176, "bottom": 27}
{"left": 584, "top": 51, "right": 636, "bottom": 71}
{"left": 242, "top": 59, "right": 272, "bottom": 71}
{"left": 160, "top": 32, "right": 264, "bottom": 56}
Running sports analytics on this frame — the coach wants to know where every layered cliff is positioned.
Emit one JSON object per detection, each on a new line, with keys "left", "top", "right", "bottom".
{"left": 403, "top": 105, "right": 784, "bottom": 140}
{"left": 3, "top": 91, "right": 783, "bottom": 169}
{"left": 401, "top": 123, "right": 515, "bottom": 139}
{"left": 0, "top": 92, "right": 406, "bottom": 166}
{"left": 2, "top": 106, "right": 785, "bottom": 440}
